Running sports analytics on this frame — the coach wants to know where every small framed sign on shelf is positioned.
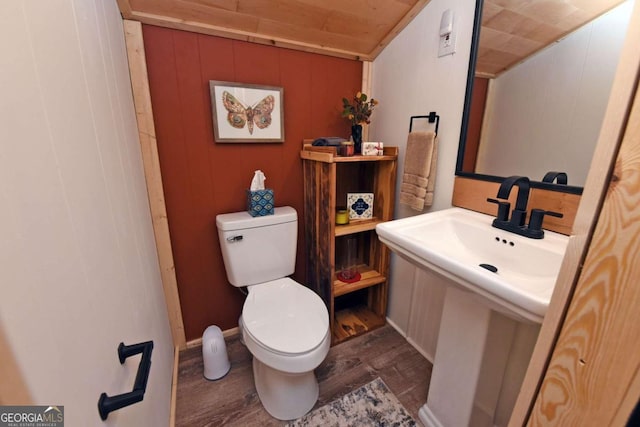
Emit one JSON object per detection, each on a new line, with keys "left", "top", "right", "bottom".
{"left": 362, "top": 142, "right": 384, "bottom": 156}
{"left": 347, "top": 193, "right": 374, "bottom": 220}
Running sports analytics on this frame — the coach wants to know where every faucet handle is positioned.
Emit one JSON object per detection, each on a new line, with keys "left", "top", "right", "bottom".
{"left": 487, "top": 198, "right": 510, "bottom": 222}
{"left": 528, "top": 209, "right": 563, "bottom": 232}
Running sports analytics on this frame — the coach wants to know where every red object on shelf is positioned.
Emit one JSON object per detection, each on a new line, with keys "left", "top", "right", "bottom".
{"left": 337, "top": 271, "right": 361, "bottom": 283}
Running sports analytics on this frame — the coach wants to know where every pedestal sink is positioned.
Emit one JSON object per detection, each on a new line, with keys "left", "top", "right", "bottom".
{"left": 376, "top": 207, "right": 568, "bottom": 323}
{"left": 376, "top": 207, "right": 569, "bottom": 426}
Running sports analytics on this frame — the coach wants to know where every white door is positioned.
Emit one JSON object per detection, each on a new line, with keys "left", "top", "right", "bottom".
{"left": 0, "top": 1, "right": 174, "bottom": 425}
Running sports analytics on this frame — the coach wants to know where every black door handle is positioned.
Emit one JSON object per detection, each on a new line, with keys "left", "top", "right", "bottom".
{"left": 98, "top": 341, "right": 153, "bottom": 421}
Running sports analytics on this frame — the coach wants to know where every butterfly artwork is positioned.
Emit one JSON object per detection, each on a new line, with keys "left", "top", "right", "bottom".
{"left": 222, "top": 91, "right": 275, "bottom": 135}
{"left": 209, "top": 81, "right": 284, "bottom": 142}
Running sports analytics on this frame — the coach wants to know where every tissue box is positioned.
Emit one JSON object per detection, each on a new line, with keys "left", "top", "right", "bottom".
{"left": 362, "top": 142, "right": 384, "bottom": 156}
{"left": 247, "top": 189, "right": 275, "bottom": 217}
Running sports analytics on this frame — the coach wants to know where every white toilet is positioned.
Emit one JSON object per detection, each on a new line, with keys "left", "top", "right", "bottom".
{"left": 216, "top": 206, "right": 330, "bottom": 420}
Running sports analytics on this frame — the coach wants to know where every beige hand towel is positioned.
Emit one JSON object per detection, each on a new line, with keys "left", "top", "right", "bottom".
{"left": 399, "top": 131, "right": 437, "bottom": 211}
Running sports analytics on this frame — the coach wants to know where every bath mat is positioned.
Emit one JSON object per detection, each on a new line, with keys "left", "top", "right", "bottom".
{"left": 287, "top": 377, "right": 417, "bottom": 427}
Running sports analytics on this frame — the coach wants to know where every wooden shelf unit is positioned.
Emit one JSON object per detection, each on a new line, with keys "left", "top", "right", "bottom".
{"left": 301, "top": 143, "right": 398, "bottom": 345}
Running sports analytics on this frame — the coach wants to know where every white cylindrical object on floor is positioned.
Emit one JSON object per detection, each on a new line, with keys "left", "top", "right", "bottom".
{"left": 202, "top": 325, "right": 231, "bottom": 380}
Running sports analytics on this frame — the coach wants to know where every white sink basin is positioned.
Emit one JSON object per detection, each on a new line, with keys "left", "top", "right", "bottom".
{"left": 376, "top": 207, "right": 569, "bottom": 323}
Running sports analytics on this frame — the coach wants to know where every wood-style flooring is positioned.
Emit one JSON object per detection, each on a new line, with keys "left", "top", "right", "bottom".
{"left": 176, "top": 325, "right": 433, "bottom": 426}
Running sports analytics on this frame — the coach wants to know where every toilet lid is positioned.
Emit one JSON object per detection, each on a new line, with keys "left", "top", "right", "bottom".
{"left": 243, "top": 278, "right": 329, "bottom": 354}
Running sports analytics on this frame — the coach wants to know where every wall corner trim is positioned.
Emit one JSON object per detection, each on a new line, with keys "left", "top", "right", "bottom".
{"left": 122, "top": 19, "right": 187, "bottom": 349}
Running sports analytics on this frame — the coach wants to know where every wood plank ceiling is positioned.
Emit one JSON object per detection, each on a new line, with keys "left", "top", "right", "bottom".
{"left": 116, "top": 0, "right": 430, "bottom": 60}
{"left": 117, "top": 0, "right": 627, "bottom": 70}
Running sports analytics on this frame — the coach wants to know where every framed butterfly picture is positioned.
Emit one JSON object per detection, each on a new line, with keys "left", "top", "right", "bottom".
{"left": 209, "top": 81, "right": 284, "bottom": 143}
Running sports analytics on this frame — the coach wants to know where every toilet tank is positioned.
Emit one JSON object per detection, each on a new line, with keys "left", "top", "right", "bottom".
{"left": 216, "top": 206, "right": 297, "bottom": 287}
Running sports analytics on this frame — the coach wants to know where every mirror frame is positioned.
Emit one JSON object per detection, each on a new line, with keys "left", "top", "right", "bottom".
{"left": 455, "top": 0, "right": 583, "bottom": 195}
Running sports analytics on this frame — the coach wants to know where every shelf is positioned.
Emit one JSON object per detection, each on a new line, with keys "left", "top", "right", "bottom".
{"left": 335, "top": 218, "right": 382, "bottom": 236}
{"left": 332, "top": 304, "right": 386, "bottom": 344}
{"left": 334, "top": 265, "right": 386, "bottom": 296}
{"left": 300, "top": 145, "right": 398, "bottom": 164}
{"left": 331, "top": 153, "right": 398, "bottom": 163}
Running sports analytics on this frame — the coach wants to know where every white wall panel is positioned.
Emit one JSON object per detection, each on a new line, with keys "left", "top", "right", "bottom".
{"left": 0, "top": 1, "right": 173, "bottom": 425}
{"left": 372, "top": 0, "right": 475, "bottom": 348}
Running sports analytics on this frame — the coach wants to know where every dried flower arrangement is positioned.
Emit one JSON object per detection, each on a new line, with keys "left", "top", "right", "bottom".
{"left": 341, "top": 92, "right": 378, "bottom": 125}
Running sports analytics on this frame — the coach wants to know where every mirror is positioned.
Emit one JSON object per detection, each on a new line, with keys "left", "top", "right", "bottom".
{"left": 456, "top": 0, "right": 634, "bottom": 194}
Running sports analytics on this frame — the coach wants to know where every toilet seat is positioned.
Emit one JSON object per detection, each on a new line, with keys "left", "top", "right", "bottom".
{"left": 242, "top": 277, "right": 329, "bottom": 355}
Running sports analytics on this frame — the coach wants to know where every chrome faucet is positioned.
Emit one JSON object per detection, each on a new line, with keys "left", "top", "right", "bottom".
{"left": 486, "top": 176, "right": 562, "bottom": 239}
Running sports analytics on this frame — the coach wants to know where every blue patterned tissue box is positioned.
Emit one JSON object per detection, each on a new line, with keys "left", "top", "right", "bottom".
{"left": 247, "top": 189, "right": 275, "bottom": 217}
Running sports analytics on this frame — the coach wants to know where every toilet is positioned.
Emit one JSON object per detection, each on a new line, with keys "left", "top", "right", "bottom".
{"left": 216, "top": 206, "right": 330, "bottom": 420}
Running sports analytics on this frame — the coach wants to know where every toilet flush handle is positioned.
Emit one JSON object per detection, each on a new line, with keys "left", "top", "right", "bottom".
{"left": 227, "top": 235, "right": 243, "bottom": 243}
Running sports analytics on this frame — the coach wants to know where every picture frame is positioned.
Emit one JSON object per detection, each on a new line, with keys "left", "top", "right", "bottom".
{"left": 347, "top": 193, "right": 374, "bottom": 220}
{"left": 209, "top": 81, "right": 284, "bottom": 143}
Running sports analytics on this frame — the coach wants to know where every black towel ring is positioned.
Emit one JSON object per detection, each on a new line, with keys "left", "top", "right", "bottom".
{"left": 409, "top": 112, "right": 439, "bottom": 135}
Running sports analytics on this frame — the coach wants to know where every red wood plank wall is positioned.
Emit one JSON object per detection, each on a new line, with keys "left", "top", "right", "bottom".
{"left": 462, "top": 77, "right": 489, "bottom": 173}
{"left": 142, "top": 25, "right": 362, "bottom": 340}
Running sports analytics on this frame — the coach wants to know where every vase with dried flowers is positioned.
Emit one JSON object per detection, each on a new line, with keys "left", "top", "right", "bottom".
{"left": 342, "top": 92, "right": 378, "bottom": 154}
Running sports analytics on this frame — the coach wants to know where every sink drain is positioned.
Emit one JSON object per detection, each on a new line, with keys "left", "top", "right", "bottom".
{"left": 479, "top": 263, "right": 498, "bottom": 273}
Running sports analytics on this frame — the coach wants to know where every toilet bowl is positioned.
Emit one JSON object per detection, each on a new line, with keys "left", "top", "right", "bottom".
{"left": 240, "top": 278, "right": 330, "bottom": 419}
{"left": 216, "top": 207, "right": 331, "bottom": 420}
